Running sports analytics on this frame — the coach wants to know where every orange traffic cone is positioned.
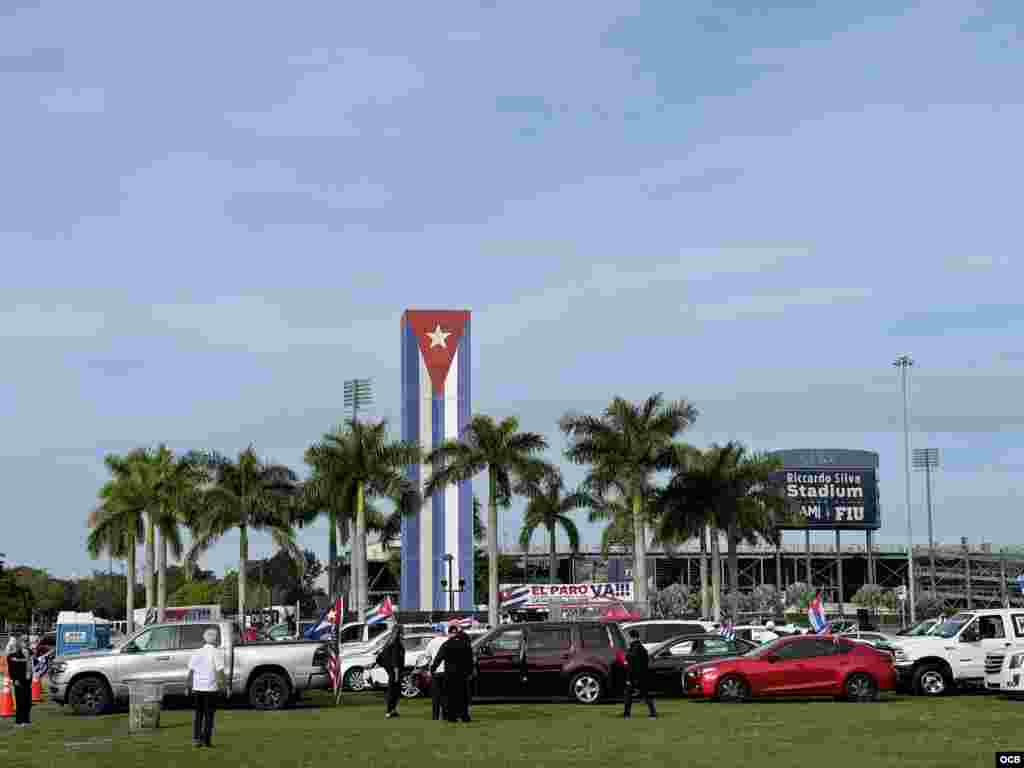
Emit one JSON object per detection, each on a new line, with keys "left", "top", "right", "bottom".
{"left": 32, "top": 676, "right": 43, "bottom": 704}
{"left": 0, "top": 675, "right": 14, "bottom": 718}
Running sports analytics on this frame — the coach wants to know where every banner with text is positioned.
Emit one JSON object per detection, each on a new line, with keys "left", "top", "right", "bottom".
{"left": 772, "top": 467, "right": 880, "bottom": 530}
{"left": 500, "top": 582, "right": 634, "bottom": 608}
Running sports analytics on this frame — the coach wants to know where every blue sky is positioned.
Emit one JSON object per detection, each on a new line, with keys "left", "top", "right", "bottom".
{"left": 2, "top": 1, "right": 1022, "bottom": 580}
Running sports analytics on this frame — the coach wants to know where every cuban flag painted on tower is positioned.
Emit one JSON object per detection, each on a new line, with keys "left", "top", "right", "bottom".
{"left": 400, "top": 310, "right": 473, "bottom": 611}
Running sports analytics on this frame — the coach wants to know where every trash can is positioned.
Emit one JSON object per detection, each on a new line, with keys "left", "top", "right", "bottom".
{"left": 123, "top": 678, "right": 164, "bottom": 731}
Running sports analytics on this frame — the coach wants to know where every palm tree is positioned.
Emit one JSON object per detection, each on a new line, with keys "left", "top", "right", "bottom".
{"left": 655, "top": 442, "right": 792, "bottom": 622}
{"left": 560, "top": 394, "right": 698, "bottom": 608}
{"left": 186, "top": 447, "right": 302, "bottom": 623}
{"left": 87, "top": 451, "right": 150, "bottom": 634}
{"left": 150, "top": 446, "right": 208, "bottom": 622}
{"left": 304, "top": 420, "right": 420, "bottom": 616}
{"left": 517, "top": 471, "right": 582, "bottom": 583}
{"left": 425, "top": 414, "right": 550, "bottom": 627}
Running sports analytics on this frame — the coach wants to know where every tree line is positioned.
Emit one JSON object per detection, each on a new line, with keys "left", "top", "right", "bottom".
{"left": 80, "top": 392, "right": 798, "bottom": 632}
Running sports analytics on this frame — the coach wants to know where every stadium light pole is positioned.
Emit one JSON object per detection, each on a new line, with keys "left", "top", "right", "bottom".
{"left": 894, "top": 355, "right": 916, "bottom": 624}
{"left": 342, "top": 378, "right": 373, "bottom": 615}
{"left": 913, "top": 448, "right": 940, "bottom": 596}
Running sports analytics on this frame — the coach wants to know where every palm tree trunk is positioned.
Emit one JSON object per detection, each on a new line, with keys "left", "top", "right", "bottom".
{"left": 699, "top": 526, "right": 709, "bottom": 619}
{"left": 631, "top": 492, "right": 648, "bottom": 610}
{"left": 727, "top": 524, "right": 740, "bottom": 612}
{"left": 158, "top": 529, "right": 167, "bottom": 623}
{"left": 328, "top": 508, "right": 338, "bottom": 599}
{"left": 144, "top": 511, "right": 155, "bottom": 611}
{"left": 710, "top": 526, "right": 722, "bottom": 622}
{"left": 238, "top": 523, "right": 248, "bottom": 626}
{"left": 487, "top": 471, "right": 499, "bottom": 627}
{"left": 549, "top": 526, "right": 557, "bottom": 584}
{"left": 355, "top": 481, "right": 367, "bottom": 617}
{"left": 126, "top": 533, "right": 136, "bottom": 635}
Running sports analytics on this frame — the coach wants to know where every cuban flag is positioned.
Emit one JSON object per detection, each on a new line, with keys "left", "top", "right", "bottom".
{"left": 400, "top": 310, "right": 473, "bottom": 611}
{"left": 499, "top": 585, "right": 531, "bottom": 611}
{"left": 305, "top": 598, "right": 344, "bottom": 641}
{"left": 365, "top": 597, "right": 394, "bottom": 625}
{"left": 720, "top": 622, "right": 736, "bottom": 641}
{"left": 807, "top": 593, "right": 828, "bottom": 634}
{"left": 33, "top": 651, "right": 53, "bottom": 679}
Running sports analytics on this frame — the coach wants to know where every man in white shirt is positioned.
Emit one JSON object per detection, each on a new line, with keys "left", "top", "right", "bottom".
{"left": 185, "top": 627, "right": 226, "bottom": 748}
{"left": 425, "top": 626, "right": 459, "bottom": 721}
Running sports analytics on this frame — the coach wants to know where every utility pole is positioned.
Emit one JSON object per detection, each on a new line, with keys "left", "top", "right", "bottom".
{"left": 913, "top": 448, "right": 939, "bottom": 595}
{"left": 894, "top": 354, "right": 916, "bottom": 624}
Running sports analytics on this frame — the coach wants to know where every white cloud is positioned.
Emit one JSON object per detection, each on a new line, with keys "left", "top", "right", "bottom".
{"left": 0, "top": 303, "right": 105, "bottom": 338}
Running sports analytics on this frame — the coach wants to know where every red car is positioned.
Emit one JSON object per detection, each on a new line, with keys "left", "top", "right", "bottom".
{"left": 684, "top": 634, "right": 896, "bottom": 702}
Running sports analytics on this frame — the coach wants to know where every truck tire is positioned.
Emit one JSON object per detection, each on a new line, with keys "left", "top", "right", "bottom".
{"left": 67, "top": 675, "right": 113, "bottom": 716}
{"left": 913, "top": 663, "right": 950, "bottom": 696}
{"left": 570, "top": 671, "right": 604, "bottom": 704}
{"left": 248, "top": 671, "right": 291, "bottom": 710}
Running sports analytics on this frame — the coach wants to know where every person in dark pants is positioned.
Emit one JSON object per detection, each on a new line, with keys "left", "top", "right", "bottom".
{"left": 623, "top": 629, "right": 656, "bottom": 719}
{"left": 377, "top": 625, "right": 405, "bottom": 718}
{"left": 5, "top": 636, "right": 33, "bottom": 727}
{"left": 428, "top": 626, "right": 460, "bottom": 720}
{"left": 431, "top": 627, "right": 474, "bottom": 723}
{"left": 185, "top": 628, "right": 226, "bottom": 748}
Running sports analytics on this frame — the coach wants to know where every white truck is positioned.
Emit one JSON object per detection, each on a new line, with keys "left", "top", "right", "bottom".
{"left": 890, "top": 608, "right": 1020, "bottom": 696}
{"left": 983, "top": 611, "right": 1024, "bottom": 695}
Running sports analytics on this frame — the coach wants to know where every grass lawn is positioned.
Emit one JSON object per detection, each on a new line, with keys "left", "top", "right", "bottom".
{"left": 1, "top": 690, "right": 1020, "bottom": 768}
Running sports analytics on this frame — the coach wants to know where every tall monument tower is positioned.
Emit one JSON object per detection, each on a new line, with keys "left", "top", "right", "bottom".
{"left": 400, "top": 310, "right": 473, "bottom": 611}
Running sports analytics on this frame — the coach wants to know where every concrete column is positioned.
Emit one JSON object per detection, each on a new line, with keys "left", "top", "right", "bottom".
{"left": 836, "top": 530, "right": 844, "bottom": 613}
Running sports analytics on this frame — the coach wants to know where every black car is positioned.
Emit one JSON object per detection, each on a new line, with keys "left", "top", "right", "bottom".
{"left": 646, "top": 633, "right": 758, "bottom": 694}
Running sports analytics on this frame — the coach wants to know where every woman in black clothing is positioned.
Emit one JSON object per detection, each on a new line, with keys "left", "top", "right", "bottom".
{"left": 5, "top": 636, "right": 33, "bottom": 727}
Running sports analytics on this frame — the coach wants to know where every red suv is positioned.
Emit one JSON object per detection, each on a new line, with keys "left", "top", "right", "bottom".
{"left": 418, "top": 621, "right": 628, "bottom": 704}
{"left": 684, "top": 634, "right": 897, "bottom": 702}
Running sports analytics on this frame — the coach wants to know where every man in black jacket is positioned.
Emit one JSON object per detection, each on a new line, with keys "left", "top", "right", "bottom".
{"left": 623, "top": 629, "right": 656, "bottom": 719}
{"left": 431, "top": 628, "right": 474, "bottom": 723}
{"left": 377, "top": 625, "right": 405, "bottom": 718}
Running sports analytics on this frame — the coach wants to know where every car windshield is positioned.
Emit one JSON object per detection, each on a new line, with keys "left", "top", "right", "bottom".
{"left": 933, "top": 615, "right": 972, "bottom": 639}
{"left": 903, "top": 619, "right": 936, "bottom": 636}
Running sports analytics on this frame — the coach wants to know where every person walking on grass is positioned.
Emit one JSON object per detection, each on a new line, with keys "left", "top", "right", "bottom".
{"left": 431, "top": 626, "right": 474, "bottom": 723}
{"left": 185, "top": 628, "right": 226, "bottom": 748}
{"left": 425, "top": 626, "right": 460, "bottom": 721}
{"left": 623, "top": 629, "right": 656, "bottom": 719}
{"left": 5, "top": 636, "right": 33, "bottom": 727}
{"left": 377, "top": 625, "right": 405, "bottom": 719}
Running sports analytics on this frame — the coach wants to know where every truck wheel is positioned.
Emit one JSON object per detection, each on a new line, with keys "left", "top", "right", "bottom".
{"left": 913, "top": 664, "right": 949, "bottom": 696}
{"left": 570, "top": 672, "right": 604, "bottom": 704}
{"left": 343, "top": 667, "right": 366, "bottom": 691}
{"left": 68, "top": 676, "right": 112, "bottom": 716}
{"left": 248, "top": 672, "right": 291, "bottom": 710}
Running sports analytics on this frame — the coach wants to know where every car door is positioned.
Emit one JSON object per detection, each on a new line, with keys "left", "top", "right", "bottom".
{"left": 974, "top": 615, "right": 1014, "bottom": 679}
{"left": 115, "top": 625, "right": 180, "bottom": 697}
{"left": 475, "top": 628, "right": 525, "bottom": 698}
{"left": 798, "top": 638, "right": 845, "bottom": 694}
{"left": 174, "top": 624, "right": 223, "bottom": 696}
{"left": 761, "top": 638, "right": 818, "bottom": 694}
{"left": 524, "top": 627, "right": 573, "bottom": 698}
{"left": 650, "top": 638, "right": 697, "bottom": 692}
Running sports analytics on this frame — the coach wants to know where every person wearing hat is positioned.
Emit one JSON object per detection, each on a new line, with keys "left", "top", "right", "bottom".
{"left": 623, "top": 628, "right": 656, "bottom": 719}
{"left": 185, "top": 628, "right": 226, "bottom": 748}
{"left": 431, "top": 625, "right": 473, "bottom": 723}
{"left": 5, "top": 635, "right": 34, "bottom": 727}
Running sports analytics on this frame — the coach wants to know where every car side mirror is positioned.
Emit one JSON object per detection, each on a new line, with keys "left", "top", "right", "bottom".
{"left": 123, "top": 643, "right": 138, "bottom": 654}
{"left": 961, "top": 629, "right": 980, "bottom": 643}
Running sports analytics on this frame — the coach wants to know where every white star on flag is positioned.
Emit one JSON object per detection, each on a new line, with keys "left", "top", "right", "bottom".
{"left": 426, "top": 324, "right": 451, "bottom": 349}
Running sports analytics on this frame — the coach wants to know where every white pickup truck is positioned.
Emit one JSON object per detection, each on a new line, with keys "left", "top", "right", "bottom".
{"left": 49, "top": 620, "right": 330, "bottom": 715}
{"left": 890, "top": 609, "right": 1020, "bottom": 696}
